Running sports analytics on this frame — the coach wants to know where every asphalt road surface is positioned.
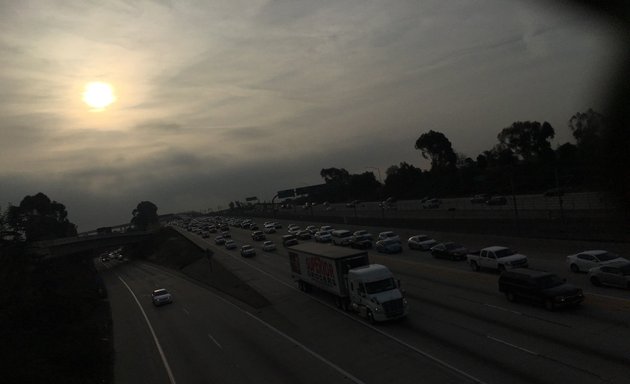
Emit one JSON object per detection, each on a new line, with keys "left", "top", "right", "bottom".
{"left": 99, "top": 217, "right": 630, "bottom": 384}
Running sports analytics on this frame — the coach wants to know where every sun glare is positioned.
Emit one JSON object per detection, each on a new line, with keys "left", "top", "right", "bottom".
{"left": 83, "top": 82, "right": 116, "bottom": 110}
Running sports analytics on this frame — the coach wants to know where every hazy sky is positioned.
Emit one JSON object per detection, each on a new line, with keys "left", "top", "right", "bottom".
{"left": 0, "top": 0, "right": 622, "bottom": 231}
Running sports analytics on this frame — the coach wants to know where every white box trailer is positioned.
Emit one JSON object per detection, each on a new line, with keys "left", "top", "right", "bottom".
{"left": 288, "top": 242, "right": 408, "bottom": 322}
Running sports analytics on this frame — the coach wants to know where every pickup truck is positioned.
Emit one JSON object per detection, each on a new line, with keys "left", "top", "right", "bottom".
{"left": 467, "top": 246, "right": 528, "bottom": 272}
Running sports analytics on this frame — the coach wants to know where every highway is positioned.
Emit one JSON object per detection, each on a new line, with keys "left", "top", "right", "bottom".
{"left": 99, "top": 217, "right": 630, "bottom": 384}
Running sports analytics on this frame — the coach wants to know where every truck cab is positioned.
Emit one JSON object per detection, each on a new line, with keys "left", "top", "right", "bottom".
{"left": 348, "top": 265, "right": 408, "bottom": 322}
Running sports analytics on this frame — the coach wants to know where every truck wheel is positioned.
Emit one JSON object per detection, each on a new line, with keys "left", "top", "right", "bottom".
{"left": 544, "top": 300, "right": 555, "bottom": 311}
{"left": 366, "top": 310, "right": 375, "bottom": 324}
{"left": 570, "top": 264, "right": 579, "bottom": 273}
{"left": 590, "top": 277, "right": 601, "bottom": 286}
{"left": 470, "top": 261, "right": 480, "bottom": 272}
{"left": 506, "top": 291, "right": 516, "bottom": 302}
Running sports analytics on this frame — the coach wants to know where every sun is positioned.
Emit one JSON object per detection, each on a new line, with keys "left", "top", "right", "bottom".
{"left": 82, "top": 82, "right": 116, "bottom": 110}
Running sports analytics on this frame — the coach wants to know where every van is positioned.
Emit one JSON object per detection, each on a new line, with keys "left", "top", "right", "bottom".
{"left": 331, "top": 229, "right": 353, "bottom": 246}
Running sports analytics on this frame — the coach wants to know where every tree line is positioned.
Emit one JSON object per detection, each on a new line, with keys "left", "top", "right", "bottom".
{"left": 301, "top": 108, "right": 612, "bottom": 203}
{"left": 1, "top": 193, "right": 159, "bottom": 246}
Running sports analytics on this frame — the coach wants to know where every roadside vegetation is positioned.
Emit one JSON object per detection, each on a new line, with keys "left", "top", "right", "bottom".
{"left": 0, "top": 193, "right": 110, "bottom": 384}
{"left": 228, "top": 109, "right": 623, "bottom": 208}
{"left": 0, "top": 244, "right": 113, "bottom": 384}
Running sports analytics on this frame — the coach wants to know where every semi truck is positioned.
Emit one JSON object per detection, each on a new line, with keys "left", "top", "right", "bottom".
{"left": 288, "top": 242, "right": 408, "bottom": 322}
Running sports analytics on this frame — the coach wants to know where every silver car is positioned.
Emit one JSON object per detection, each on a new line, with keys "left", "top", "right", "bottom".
{"left": 588, "top": 261, "right": 630, "bottom": 289}
{"left": 262, "top": 241, "right": 276, "bottom": 251}
{"left": 408, "top": 235, "right": 438, "bottom": 251}
{"left": 152, "top": 288, "right": 173, "bottom": 306}
{"left": 566, "top": 250, "right": 628, "bottom": 273}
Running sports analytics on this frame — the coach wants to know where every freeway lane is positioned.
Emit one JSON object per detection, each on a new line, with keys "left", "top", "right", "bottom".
{"left": 99, "top": 256, "right": 469, "bottom": 384}
{"left": 188, "top": 219, "right": 630, "bottom": 384}
{"left": 100, "top": 261, "right": 369, "bottom": 384}
{"left": 231, "top": 217, "right": 630, "bottom": 301}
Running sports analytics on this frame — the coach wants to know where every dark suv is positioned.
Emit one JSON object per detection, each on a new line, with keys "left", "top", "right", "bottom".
{"left": 498, "top": 268, "right": 584, "bottom": 310}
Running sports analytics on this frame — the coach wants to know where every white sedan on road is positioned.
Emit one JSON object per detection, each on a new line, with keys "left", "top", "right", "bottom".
{"left": 314, "top": 231, "right": 332, "bottom": 243}
{"left": 378, "top": 231, "right": 400, "bottom": 242}
{"left": 588, "top": 261, "right": 630, "bottom": 289}
{"left": 408, "top": 235, "right": 438, "bottom": 251}
{"left": 566, "top": 250, "right": 628, "bottom": 273}
{"left": 152, "top": 289, "right": 173, "bottom": 306}
{"left": 262, "top": 241, "right": 276, "bottom": 251}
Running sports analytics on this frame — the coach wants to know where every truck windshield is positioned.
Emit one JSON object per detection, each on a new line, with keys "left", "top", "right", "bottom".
{"left": 365, "top": 278, "right": 396, "bottom": 294}
{"left": 494, "top": 248, "right": 516, "bottom": 258}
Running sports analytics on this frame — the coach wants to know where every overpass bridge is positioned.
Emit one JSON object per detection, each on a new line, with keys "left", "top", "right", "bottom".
{"left": 27, "top": 231, "right": 153, "bottom": 259}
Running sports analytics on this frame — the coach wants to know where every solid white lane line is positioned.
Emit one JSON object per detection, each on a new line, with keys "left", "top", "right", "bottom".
{"left": 117, "top": 275, "right": 177, "bottom": 384}
{"left": 585, "top": 292, "right": 630, "bottom": 303}
{"left": 207, "top": 333, "right": 223, "bottom": 349}
{"left": 143, "top": 241, "right": 487, "bottom": 384}
{"left": 483, "top": 303, "right": 522, "bottom": 315}
{"left": 140, "top": 262, "right": 365, "bottom": 383}
{"left": 243, "top": 311, "right": 366, "bottom": 384}
{"left": 207, "top": 255, "right": 488, "bottom": 384}
{"left": 486, "top": 335, "right": 539, "bottom": 356}
{"left": 182, "top": 308, "right": 190, "bottom": 316}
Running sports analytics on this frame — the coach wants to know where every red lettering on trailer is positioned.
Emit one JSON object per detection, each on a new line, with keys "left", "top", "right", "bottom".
{"left": 305, "top": 256, "right": 337, "bottom": 287}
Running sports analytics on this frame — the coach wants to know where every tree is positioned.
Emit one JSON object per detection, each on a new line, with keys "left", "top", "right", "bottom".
{"left": 320, "top": 168, "right": 351, "bottom": 185}
{"left": 347, "top": 172, "right": 381, "bottom": 200}
{"left": 384, "top": 162, "right": 426, "bottom": 198}
{"left": 228, "top": 201, "right": 235, "bottom": 210}
{"left": 568, "top": 109, "right": 606, "bottom": 148}
{"left": 414, "top": 130, "right": 457, "bottom": 172}
{"left": 567, "top": 109, "right": 608, "bottom": 188}
{"left": 131, "top": 201, "right": 159, "bottom": 231}
{"left": 6, "top": 192, "right": 77, "bottom": 242}
{"left": 320, "top": 167, "right": 351, "bottom": 201}
{"left": 497, "top": 121, "right": 555, "bottom": 162}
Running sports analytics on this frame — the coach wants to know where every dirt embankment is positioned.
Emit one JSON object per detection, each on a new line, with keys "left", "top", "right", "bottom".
{"left": 129, "top": 227, "right": 270, "bottom": 308}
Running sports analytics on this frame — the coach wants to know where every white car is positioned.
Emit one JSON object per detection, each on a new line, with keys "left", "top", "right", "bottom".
{"left": 262, "top": 241, "right": 276, "bottom": 251}
{"left": 378, "top": 231, "right": 400, "bottom": 242}
{"left": 305, "top": 225, "right": 318, "bottom": 234}
{"left": 152, "top": 288, "right": 173, "bottom": 306}
{"left": 240, "top": 245, "right": 256, "bottom": 257}
{"left": 566, "top": 250, "right": 628, "bottom": 273}
{"left": 408, "top": 235, "right": 438, "bottom": 251}
{"left": 314, "top": 231, "right": 332, "bottom": 242}
{"left": 588, "top": 261, "right": 630, "bottom": 289}
{"left": 320, "top": 225, "right": 334, "bottom": 232}
{"left": 263, "top": 224, "right": 276, "bottom": 234}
